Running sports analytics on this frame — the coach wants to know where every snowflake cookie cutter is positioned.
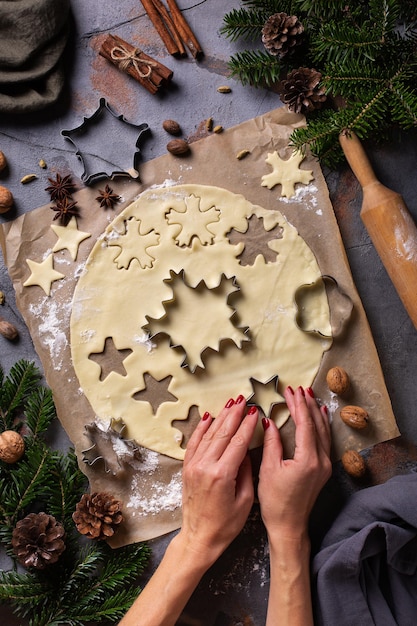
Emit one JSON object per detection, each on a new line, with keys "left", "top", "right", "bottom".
{"left": 144, "top": 270, "right": 250, "bottom": 373}
{"left": 61, "top": 97, "right": 150, "bottom": 184}
{"left": 82, "top": 418, "right": 141, "bottom": 475}
{"left": 294, "top": 276, "right": 353, "bottom": 339}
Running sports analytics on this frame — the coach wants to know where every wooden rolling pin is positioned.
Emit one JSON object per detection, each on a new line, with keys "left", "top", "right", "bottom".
{"left": 339, "top": 129, "right": 417, "bottom": 330}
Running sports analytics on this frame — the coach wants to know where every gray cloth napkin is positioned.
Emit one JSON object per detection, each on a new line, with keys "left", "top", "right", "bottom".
{"left": 0, "top": 0, "right": 70, "bottom": 113}
{"left": 313, "top": 473, "right": 417, "bottom": 625}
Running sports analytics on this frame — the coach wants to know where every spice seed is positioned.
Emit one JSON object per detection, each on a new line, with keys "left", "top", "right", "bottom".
{"left": 236, "top": 149, "right": 250, "bottom": 160}
{"left": 217, "top": 86, "right": 232, "bottom": 93}
{"left": 38, "top": 159, "right": 47, "bottom": 169}
{"left": 213, "top": 125, "right": 223, "bottom": 134}
{"left": 20, "top": 174, "right": 38, "bottom": 184}
{"left": 206, "top": 117, "right": 213, "bottom": 131}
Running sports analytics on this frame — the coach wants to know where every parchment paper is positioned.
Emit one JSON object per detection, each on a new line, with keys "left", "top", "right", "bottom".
{"left": 0, "top": 108, "right": 399, "bottom": 546}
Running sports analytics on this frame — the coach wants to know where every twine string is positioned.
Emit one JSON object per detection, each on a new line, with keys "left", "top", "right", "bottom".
{"left": 110, "top": 44, "right": 157, "bottom": 78}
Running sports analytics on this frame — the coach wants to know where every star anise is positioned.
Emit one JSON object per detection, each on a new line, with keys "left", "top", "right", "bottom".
{"left": 96, "top": 184, "right": 121, "bottom": 209}
{"left": 45, "top": 173, "right": 76, "bottom": 202}
{"left": 50, "top": 197, "right": 79, "bottom": 225}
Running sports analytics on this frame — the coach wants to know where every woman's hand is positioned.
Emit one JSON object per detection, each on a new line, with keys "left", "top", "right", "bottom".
{"left": 258, "top": 386, "right": 332, "bottom": 539}
{"left": 178, "top": 395, "right": 259, "bottom": 568}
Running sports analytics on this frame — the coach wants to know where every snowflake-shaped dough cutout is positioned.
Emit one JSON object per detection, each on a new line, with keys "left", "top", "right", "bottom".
{"left": 166, "top": 194, "right": 220, "bottom": 247}
{"left": 108, "top": 217, "right": 160, "bottom": 269}
{"left": 147, "top": 272, "right": 248, "bottom": 371}
{"left": 261, "top": 150, "right": 314, "bottom": 198}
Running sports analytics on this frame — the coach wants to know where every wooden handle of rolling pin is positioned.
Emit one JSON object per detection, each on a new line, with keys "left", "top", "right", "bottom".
{"left": 339, "top": 130, "right": 417, "bottom": 330}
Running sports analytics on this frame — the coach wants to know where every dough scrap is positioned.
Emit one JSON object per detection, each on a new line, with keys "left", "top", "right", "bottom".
{"left": 23, "top": 253, "right": 65, "bottom": 296}
{"left": 51, "top": 217, "right": 91, "bottom": 261}
{"left": 261, "top": 150, "right": 314, "bottom": 198}
{"left": 70, "top": 185, "right": 332, "bottom": 460}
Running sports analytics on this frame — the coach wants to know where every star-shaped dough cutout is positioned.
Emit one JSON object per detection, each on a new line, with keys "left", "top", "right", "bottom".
{"left": 51, "top": 216, "right": 91, "bottom": 261}
{"left": 261, "top": 150, "right": 314, "bottom": 198}
{"left": 132, "top": 373, "right": 178, "bottom": 414}
{"left": 23, "top": 254, "right": 65, "bottom": 296}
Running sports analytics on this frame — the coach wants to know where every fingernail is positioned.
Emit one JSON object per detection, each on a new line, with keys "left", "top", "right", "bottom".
{"left": 202, "top": 411, "right": 211, "bottom": 421}
{"left": 262, "top": 417, "right": 270, "bottom": 430}
{"left": 236, "top": 394, "right": 245, "bottom": 404}
{"left": 225, "top": 398, "right": 234, "bottom": 408}
{"left": 298, "top": 386, "right": 305, "bottom": 396}
{"left": 248, "top": 405, "right": 257, "bottom": 414}
{"left": 287, "top": 385, "right": 294, "bottom": 394}
{"left": 306, "top": 387, "right": 314, "bottom": 398}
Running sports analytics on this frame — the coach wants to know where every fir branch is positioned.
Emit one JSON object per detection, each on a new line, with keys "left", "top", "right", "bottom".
{"left": 0, "top": 570, "right": 49, "bottom": 606}
{"left": 228, "top": 49, "right": 282, "bottom": 86}
{"left": 220, "top": 7, "right": 270, "bottom": 42}
{"left": 43, "top": 450, "right": 86, "bottom": 526}
{"left": 24, "top": 386, "right": 56, "bottom": 438}
{"left": 1, "top": 443, "right": 53, "bottom": 524}
{"left": 0, "top": 360, "right": 40, "bottom": 429}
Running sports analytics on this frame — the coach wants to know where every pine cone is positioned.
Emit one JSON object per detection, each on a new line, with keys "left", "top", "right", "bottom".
{"left": 281, "top": 67, "right": 327, "bottom": 114}
{"left": 262, "top": 13, "right": 304, "bottom": 58}
{"left": 73, "top": 492, "right": 123, "bottom": 540}
{"left": 11, "top": 512, "right": 66, "bottom": 570}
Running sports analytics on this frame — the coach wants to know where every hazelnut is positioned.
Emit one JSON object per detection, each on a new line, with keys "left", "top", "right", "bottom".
{"left": 162, "top": 119, "right": 182, "bottom": 135}
{"left": 0, "top": 318, "right": 18, "bottom": 340}
{"left": 0, "top": 151, "right": 7, "bottom": 173}
{"left": 0, "top": 430, "right": 25, "bottom": 463}
{"left": 340, "top": 405, "right": 369, "bottom": 430}
{"left": 166, "top": 139, "right": 190, "bottom": 156}
{"left": 341, "top": 449, "right": 366, "bottom": 478}
{"left": 0, "top": 185, "right": 13, "bottom": 214}
{"left": 326, "top": 366, "right": 350, "bottom": 396}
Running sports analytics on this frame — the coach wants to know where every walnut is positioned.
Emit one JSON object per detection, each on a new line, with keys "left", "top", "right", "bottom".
{"left": 0, "top": 151, "right": 7, "bottom": 172}
{"left": 340, "top": 405, "right": 369, "bottom": 429}
{"left": 0, "top": 318, "right": 18, "bottom": 340}
{"left": 341, "top": 449, "right": 366, "bottom": 478}
{"left": 326, "top": 366, "right": 350, "bottom": 396}
{"left": 0, "top": 430, "right": 25, "bottom": 463}
{"left": 0, "top": 185, "right": 14, "bottom": 214}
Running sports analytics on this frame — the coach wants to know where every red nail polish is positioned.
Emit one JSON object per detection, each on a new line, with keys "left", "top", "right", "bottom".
{"left": 323, "top": 405, "right": 329, "bottom": 416}
{"left": 248, "top": 405, "right": 257, "bottom": 414}
{"left": 236, "top": 394, "right": 245, "bottom": 404}
{"left": 287, "top": 385, "right": 294, "bottom": 394}
{"left": 307, "top": 387, "right": 314, "bottom": 398}
{"left": 298, "top": 386, "right": 305, "bottom": 396}
{"left": 262, "top": 417, "right": 270, "bottom": 430}
{"left": 225, "top": 398, "right": 234, "bottom": 408}
{"left": 202, "top": 411, "right": 210, "bottom": 421}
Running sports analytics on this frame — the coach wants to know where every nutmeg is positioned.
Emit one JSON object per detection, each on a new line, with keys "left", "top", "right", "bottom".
{"left": 0, "top": 317, "right": 18, "bottom": 340}
{"left": 0, "top": 185, "right": 14, "bottom": 214}
{"left": 162, "top": 119, "right": 182, "bottom": 135}
{"left": 166, "top": 138, "right": 190, "bottom": 156}
{"left": 340, "top": 405, "right": 369, "bottom": 430}
{"left": 326, "top": 366, "right": 350, "bottom": 396}
{"left": 0, "top": 430, "right": 25, "bottom": 463}
{"left": 341, "top": 449, "right": 366, "bottom": 478}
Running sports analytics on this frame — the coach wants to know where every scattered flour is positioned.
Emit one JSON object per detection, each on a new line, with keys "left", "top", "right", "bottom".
{"left": 127, "top": 470, "right": 182, "bottom": 516}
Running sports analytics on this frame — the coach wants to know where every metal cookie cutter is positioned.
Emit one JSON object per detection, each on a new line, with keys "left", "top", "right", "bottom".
{"left": 62, "top": 97, "right": 150, "bottom": 185}
{"left": 294, "top": 275, "right": 354, "bottom": 339}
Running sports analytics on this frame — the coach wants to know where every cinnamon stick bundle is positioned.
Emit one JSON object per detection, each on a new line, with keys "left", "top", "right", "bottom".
{"left": 99, "top": 34, "right": 173, "bottom": 94}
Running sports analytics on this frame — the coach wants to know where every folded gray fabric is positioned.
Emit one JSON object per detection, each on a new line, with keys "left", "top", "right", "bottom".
{"left": 313, "top": 473, "right": 417, "bottom": 625}
{"left": 0, "top": 0, "right": 70, "bottom": 113}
